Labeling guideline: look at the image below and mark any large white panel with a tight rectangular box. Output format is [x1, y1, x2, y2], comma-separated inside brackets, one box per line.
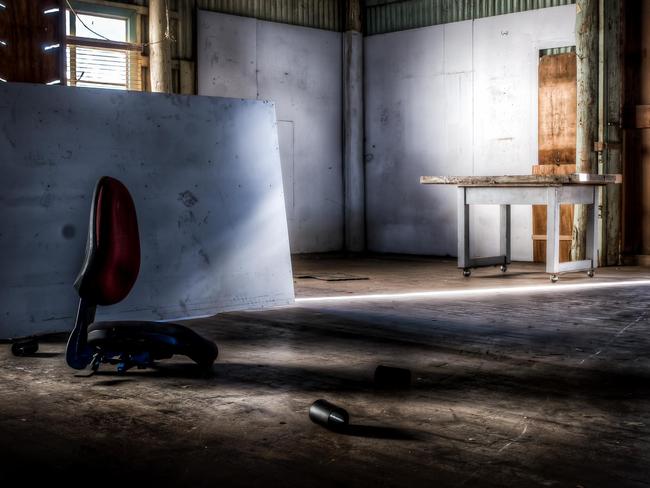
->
[0, 83, 294, 339]
[365, 22, 473, 256]
[365, 6, 575, 261]
[197, 12, 257, 99]
[256, 21, 343, 253]
[197, 11, 343, 253]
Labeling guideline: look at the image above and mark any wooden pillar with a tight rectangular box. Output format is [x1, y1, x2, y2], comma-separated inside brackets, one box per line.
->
[149, 0, 172, 93]
[343, 0, 365, 252]
[603, 0, 624, 265]
[571, 0, 599, 261]
[621, 1, 644, 257]
[178, 0, 195, 95]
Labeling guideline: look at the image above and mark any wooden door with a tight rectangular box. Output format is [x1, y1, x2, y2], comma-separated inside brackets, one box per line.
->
[533, 52, 577, 263]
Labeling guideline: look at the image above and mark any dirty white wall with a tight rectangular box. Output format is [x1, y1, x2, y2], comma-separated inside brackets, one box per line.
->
[197, 10, 343, 253]
[0, 83, 294, 339]
[365, 5, 576, 260]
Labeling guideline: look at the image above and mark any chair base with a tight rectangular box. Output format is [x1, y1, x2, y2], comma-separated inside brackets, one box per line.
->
[82, 321, 218, 374]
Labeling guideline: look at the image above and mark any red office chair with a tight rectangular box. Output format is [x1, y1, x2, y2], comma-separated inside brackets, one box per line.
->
[66, 176, 218, 375]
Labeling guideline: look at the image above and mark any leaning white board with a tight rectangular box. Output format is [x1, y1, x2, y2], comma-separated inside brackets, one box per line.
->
[0, 82, 295, 339]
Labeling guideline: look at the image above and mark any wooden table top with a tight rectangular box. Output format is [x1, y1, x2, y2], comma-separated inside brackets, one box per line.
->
[420, 173, 622, 187]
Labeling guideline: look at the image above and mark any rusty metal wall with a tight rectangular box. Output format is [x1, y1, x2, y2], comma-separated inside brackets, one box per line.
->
[366, 0, 576, 35]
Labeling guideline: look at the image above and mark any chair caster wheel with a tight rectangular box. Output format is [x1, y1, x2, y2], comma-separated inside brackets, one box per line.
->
[587, 269, 594, 278]
[500, 265, 507, 273]
[462, 268, 471, 277]
[550, 274, 559, 283]
[11, 339, 39, 356]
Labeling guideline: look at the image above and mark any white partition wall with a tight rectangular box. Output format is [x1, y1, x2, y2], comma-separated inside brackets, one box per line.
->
[0, 83, 294, 339]
[365, 6, 576, 260]
[198, 11, 343, 254]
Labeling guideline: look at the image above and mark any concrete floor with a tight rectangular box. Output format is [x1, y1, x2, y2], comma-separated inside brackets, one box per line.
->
[2, 255, 650, 487]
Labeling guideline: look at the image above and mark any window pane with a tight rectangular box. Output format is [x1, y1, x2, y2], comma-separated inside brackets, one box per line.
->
[66, 45, 142, 91]
[73, 13, 127, 42]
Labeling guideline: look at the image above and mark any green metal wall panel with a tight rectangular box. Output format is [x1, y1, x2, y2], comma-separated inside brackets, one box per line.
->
[366, 0, 576, 36]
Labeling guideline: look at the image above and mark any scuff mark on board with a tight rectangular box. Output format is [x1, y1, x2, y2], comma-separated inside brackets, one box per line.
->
[178, 190, 198, 207]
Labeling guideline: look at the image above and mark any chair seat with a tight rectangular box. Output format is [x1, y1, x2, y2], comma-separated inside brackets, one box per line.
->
[87, 321, 218, 368]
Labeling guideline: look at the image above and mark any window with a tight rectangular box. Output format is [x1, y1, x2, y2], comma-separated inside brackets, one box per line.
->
[65, 2, 142, 91]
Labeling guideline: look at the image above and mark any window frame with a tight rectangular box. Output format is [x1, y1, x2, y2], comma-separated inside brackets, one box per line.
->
[67, 1, 137, 43]
[65, 1, 142, 91]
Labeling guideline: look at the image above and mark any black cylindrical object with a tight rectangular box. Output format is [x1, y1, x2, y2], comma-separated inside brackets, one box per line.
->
[309, 399, 349, 429]
[374, 365, 412, 388]
[11, 339, 39, 357]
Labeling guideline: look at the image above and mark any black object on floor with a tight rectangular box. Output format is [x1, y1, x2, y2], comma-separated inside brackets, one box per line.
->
[65, 176, 218, 375]
[11, 338, 39, 357]
[374, 365, 412, 388]
[309, 399, 349, 430]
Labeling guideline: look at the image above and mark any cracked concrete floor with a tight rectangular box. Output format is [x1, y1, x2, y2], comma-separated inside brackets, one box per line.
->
[1, 255, 650, 487]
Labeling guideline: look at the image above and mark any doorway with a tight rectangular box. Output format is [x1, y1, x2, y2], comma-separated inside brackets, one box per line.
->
[532, 50, 577, 263]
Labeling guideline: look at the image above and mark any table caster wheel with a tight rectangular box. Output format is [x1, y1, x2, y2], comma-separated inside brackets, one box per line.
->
[11, 339, 38, 356]
[500, 265, 507, 273]
[550, 274, 559, 283]
[587, 269, 594, 278]
[462, 268, 471, 277]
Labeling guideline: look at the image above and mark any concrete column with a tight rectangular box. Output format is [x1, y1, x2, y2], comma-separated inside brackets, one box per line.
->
[149, 0, 172, 93]
[343, 0, 365, 252]
[571, 0, 599, 261]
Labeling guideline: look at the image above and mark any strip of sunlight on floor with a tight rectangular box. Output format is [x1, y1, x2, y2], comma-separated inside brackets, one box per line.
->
[295, 280, 650, 303]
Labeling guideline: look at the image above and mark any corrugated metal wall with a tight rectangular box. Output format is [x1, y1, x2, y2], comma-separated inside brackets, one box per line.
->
[196, 0, 342, 31]
[366, 0, 576, 36]
[110, 0, 576, 41]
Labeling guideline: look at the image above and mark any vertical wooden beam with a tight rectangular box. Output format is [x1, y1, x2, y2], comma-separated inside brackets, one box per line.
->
[571, 0, 599, 261]
[149, 0, 172, 93]
[603, 0, 624, 265]
[346, 0, 363, 33]
[343, 0, 365, 251]
[622, 1, 643, 256]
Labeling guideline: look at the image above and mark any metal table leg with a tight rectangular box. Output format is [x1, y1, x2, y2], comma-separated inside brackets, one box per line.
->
[499, 204, 511, 272]
[585, 186, 598, 277]
[457, 187, 471, 276]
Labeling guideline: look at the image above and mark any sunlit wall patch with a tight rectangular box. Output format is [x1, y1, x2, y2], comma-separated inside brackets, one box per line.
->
[295, 280, 650, 304]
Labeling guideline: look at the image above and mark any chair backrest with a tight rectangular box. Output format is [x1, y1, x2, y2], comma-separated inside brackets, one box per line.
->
[74, 176, 141, 306]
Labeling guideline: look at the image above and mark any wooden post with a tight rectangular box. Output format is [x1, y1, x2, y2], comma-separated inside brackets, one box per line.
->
[571, 0, 599, 261]
[603, 0, 624, 265]
[343, 0, 365, 252]
[346, 0, 362, 33]
[149, 0, 172, 93]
